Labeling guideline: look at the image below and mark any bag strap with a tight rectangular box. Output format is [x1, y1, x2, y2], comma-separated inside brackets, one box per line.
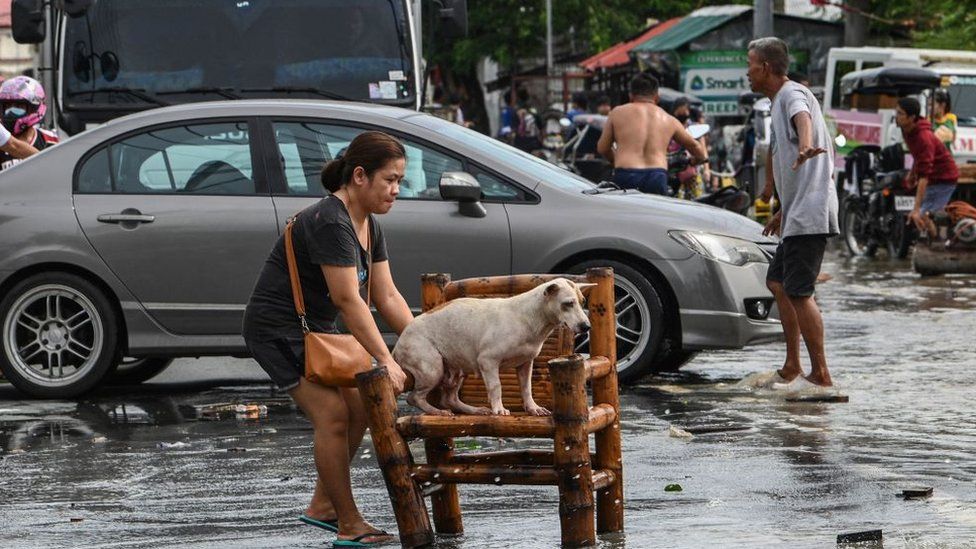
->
[284, 215, 374, 334]
[284, 220, 309, 332]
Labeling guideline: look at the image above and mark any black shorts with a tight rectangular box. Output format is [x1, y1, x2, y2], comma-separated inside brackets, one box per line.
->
[245, 334, 306, 391]
[766, 234, 828, 297]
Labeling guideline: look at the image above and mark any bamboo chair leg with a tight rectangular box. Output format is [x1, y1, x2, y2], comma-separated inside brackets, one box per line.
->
[587, 267, 624, 533]
[551, 355, 596, 547]
[356, 368, 434, 548]
[425, 437, 463, 534]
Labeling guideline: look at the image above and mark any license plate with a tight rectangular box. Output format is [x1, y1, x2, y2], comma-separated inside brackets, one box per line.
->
[894, 195, 915, 212]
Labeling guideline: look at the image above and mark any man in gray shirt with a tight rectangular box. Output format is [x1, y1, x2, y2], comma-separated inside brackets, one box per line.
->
[747, 37, 839, 388]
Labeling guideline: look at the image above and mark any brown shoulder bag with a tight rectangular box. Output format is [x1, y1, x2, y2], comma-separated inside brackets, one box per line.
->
[284, 218, 373, 387]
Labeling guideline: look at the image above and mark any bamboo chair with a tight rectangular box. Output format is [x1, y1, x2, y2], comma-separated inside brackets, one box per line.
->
[356, 267, 623, 548]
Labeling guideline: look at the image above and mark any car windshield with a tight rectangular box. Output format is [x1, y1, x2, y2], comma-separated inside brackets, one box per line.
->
[406, 115, 597, 192]
[63, 0, 414, 107]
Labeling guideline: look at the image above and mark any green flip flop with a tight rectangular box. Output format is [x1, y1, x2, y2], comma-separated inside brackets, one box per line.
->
[332, 531, 394, 547]
[299, 514, 339, 533]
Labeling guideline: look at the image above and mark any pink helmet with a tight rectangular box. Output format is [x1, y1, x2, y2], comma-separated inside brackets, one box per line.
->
[0, 76, 47, 134]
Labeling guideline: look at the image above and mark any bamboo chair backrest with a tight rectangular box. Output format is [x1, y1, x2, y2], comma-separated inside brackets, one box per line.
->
[421, 273, 589, 413]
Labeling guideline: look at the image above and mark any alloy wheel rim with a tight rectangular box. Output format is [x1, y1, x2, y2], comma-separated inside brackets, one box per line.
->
[575, 275, 650, 372]
[3, 284, 104, 387]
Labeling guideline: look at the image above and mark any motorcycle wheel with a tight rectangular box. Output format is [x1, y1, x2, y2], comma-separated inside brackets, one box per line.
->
[842, 198, 877, 257]
[889, 215, 915, 259]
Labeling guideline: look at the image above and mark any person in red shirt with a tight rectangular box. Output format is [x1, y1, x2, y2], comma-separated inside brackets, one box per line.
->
[896, 97, 958, 238]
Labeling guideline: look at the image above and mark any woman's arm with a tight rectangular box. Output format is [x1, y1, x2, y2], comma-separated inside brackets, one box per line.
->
[369, 261, 414, 335]
[321, 264, 407, 391]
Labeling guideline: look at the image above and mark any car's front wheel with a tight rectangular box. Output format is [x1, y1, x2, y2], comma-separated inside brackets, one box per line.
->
[568, 260, 665, 383]
[0, 273, 118, 398]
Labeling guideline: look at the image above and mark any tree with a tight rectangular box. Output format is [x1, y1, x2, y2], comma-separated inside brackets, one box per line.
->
[866, 0, 976, 50]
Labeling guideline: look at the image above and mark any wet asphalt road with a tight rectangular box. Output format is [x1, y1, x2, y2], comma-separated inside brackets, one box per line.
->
[1, 246, 975, 548]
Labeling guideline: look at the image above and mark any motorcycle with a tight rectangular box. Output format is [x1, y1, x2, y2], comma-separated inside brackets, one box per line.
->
[668, 124, 752, 216]
[840, 143, 916, 258]
[561, 113, 612, 183]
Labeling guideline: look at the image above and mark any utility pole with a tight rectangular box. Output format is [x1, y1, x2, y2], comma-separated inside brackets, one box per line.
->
[753, 0, 774, 39]
[546, 0, 553, 106]
[843, 0, 869, 46]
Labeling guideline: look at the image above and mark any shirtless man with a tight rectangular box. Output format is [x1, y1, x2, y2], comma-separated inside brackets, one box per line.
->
[597, 73, 706, 195]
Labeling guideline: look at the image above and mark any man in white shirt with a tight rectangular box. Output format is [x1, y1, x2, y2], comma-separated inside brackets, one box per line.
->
[747, 37, 838, 388]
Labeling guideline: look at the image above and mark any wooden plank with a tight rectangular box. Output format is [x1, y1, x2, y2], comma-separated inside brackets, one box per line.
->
[412, 463, 558, 485]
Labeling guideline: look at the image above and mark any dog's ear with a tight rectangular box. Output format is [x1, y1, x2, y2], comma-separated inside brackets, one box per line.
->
[544, 282, 560, 298]
[576, 282, 597, 297]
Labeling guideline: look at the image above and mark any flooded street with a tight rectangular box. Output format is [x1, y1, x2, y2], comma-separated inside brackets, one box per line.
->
[2, 247, 975, 548]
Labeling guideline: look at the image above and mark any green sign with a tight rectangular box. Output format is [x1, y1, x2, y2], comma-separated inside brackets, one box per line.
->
[679, 49, 810, 117]
[679, 49, 809, 70]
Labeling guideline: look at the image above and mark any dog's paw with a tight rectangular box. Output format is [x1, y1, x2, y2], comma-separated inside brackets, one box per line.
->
[526, 405, 551, 416]
[491, 407, 511, 416]
[427, 408, 454, 416]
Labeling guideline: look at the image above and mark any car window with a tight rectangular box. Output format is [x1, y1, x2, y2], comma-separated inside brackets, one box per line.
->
[272, 121, 462, 200]
[273, 122, 359, 195]
[470, 167, 525, 201]
[400, 140, 462, 199]
[76, 147, 112, 193]
[77, 122, 256, 194]
[406, 113, 595, 192]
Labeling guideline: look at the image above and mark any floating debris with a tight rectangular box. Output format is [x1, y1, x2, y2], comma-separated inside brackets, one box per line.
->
[900, 487, 933, 500]
[785, 394, 850, 403]
[837, 529, 882, 544]
[91, 437, 107, 444]
[664, 483, 683, 492]
[156, 441, 190, 449]
[668, 425, 694, 439]
[197, 403, 269, 421]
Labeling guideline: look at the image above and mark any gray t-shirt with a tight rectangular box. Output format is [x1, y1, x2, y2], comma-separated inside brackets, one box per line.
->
[770, 81, 839, 238]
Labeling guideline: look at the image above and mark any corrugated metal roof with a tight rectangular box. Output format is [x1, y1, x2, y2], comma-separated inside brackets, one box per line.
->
[579, 18, 682, 71]
[632, 6, 749, 53]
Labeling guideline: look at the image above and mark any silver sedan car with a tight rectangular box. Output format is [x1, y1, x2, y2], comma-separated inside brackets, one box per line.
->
[0, 100, 782, 397]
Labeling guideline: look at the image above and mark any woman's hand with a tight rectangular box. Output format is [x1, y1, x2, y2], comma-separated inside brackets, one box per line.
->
[381, 358, 408, 394]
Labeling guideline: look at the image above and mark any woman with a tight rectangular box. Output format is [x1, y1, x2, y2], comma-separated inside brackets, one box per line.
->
[243, 131, 411, 546]
[932, 88, 957, 152]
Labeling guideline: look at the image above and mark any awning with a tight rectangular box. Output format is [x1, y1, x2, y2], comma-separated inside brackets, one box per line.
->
[579, 18, 682, 71]
[632, 5, 750, 53]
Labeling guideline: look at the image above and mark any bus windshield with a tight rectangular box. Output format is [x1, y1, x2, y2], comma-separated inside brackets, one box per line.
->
[63, 0, 415, 109]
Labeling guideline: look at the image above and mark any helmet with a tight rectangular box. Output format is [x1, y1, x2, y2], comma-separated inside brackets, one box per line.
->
[0, 76, 46, 134]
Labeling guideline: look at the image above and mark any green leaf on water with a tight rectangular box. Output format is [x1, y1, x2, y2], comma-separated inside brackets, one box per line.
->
[665, 483, 683, 492]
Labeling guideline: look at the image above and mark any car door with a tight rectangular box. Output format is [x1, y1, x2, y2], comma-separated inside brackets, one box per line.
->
[262, 118, 512, 310]
[72, 119, 279, 335]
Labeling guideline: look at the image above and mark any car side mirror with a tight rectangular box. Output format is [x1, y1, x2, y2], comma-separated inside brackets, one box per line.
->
[439, 171, 486, 218]
[11, 0, 46, 44]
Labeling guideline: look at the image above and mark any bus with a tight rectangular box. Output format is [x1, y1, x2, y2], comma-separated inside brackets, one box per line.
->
[12, 0, 466, 135]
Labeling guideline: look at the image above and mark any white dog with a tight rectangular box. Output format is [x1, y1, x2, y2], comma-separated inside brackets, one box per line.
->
[393, 278, 593, 416]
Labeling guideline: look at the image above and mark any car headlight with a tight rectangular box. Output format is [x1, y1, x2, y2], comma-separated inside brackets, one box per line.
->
[669, 231, 769, 266]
